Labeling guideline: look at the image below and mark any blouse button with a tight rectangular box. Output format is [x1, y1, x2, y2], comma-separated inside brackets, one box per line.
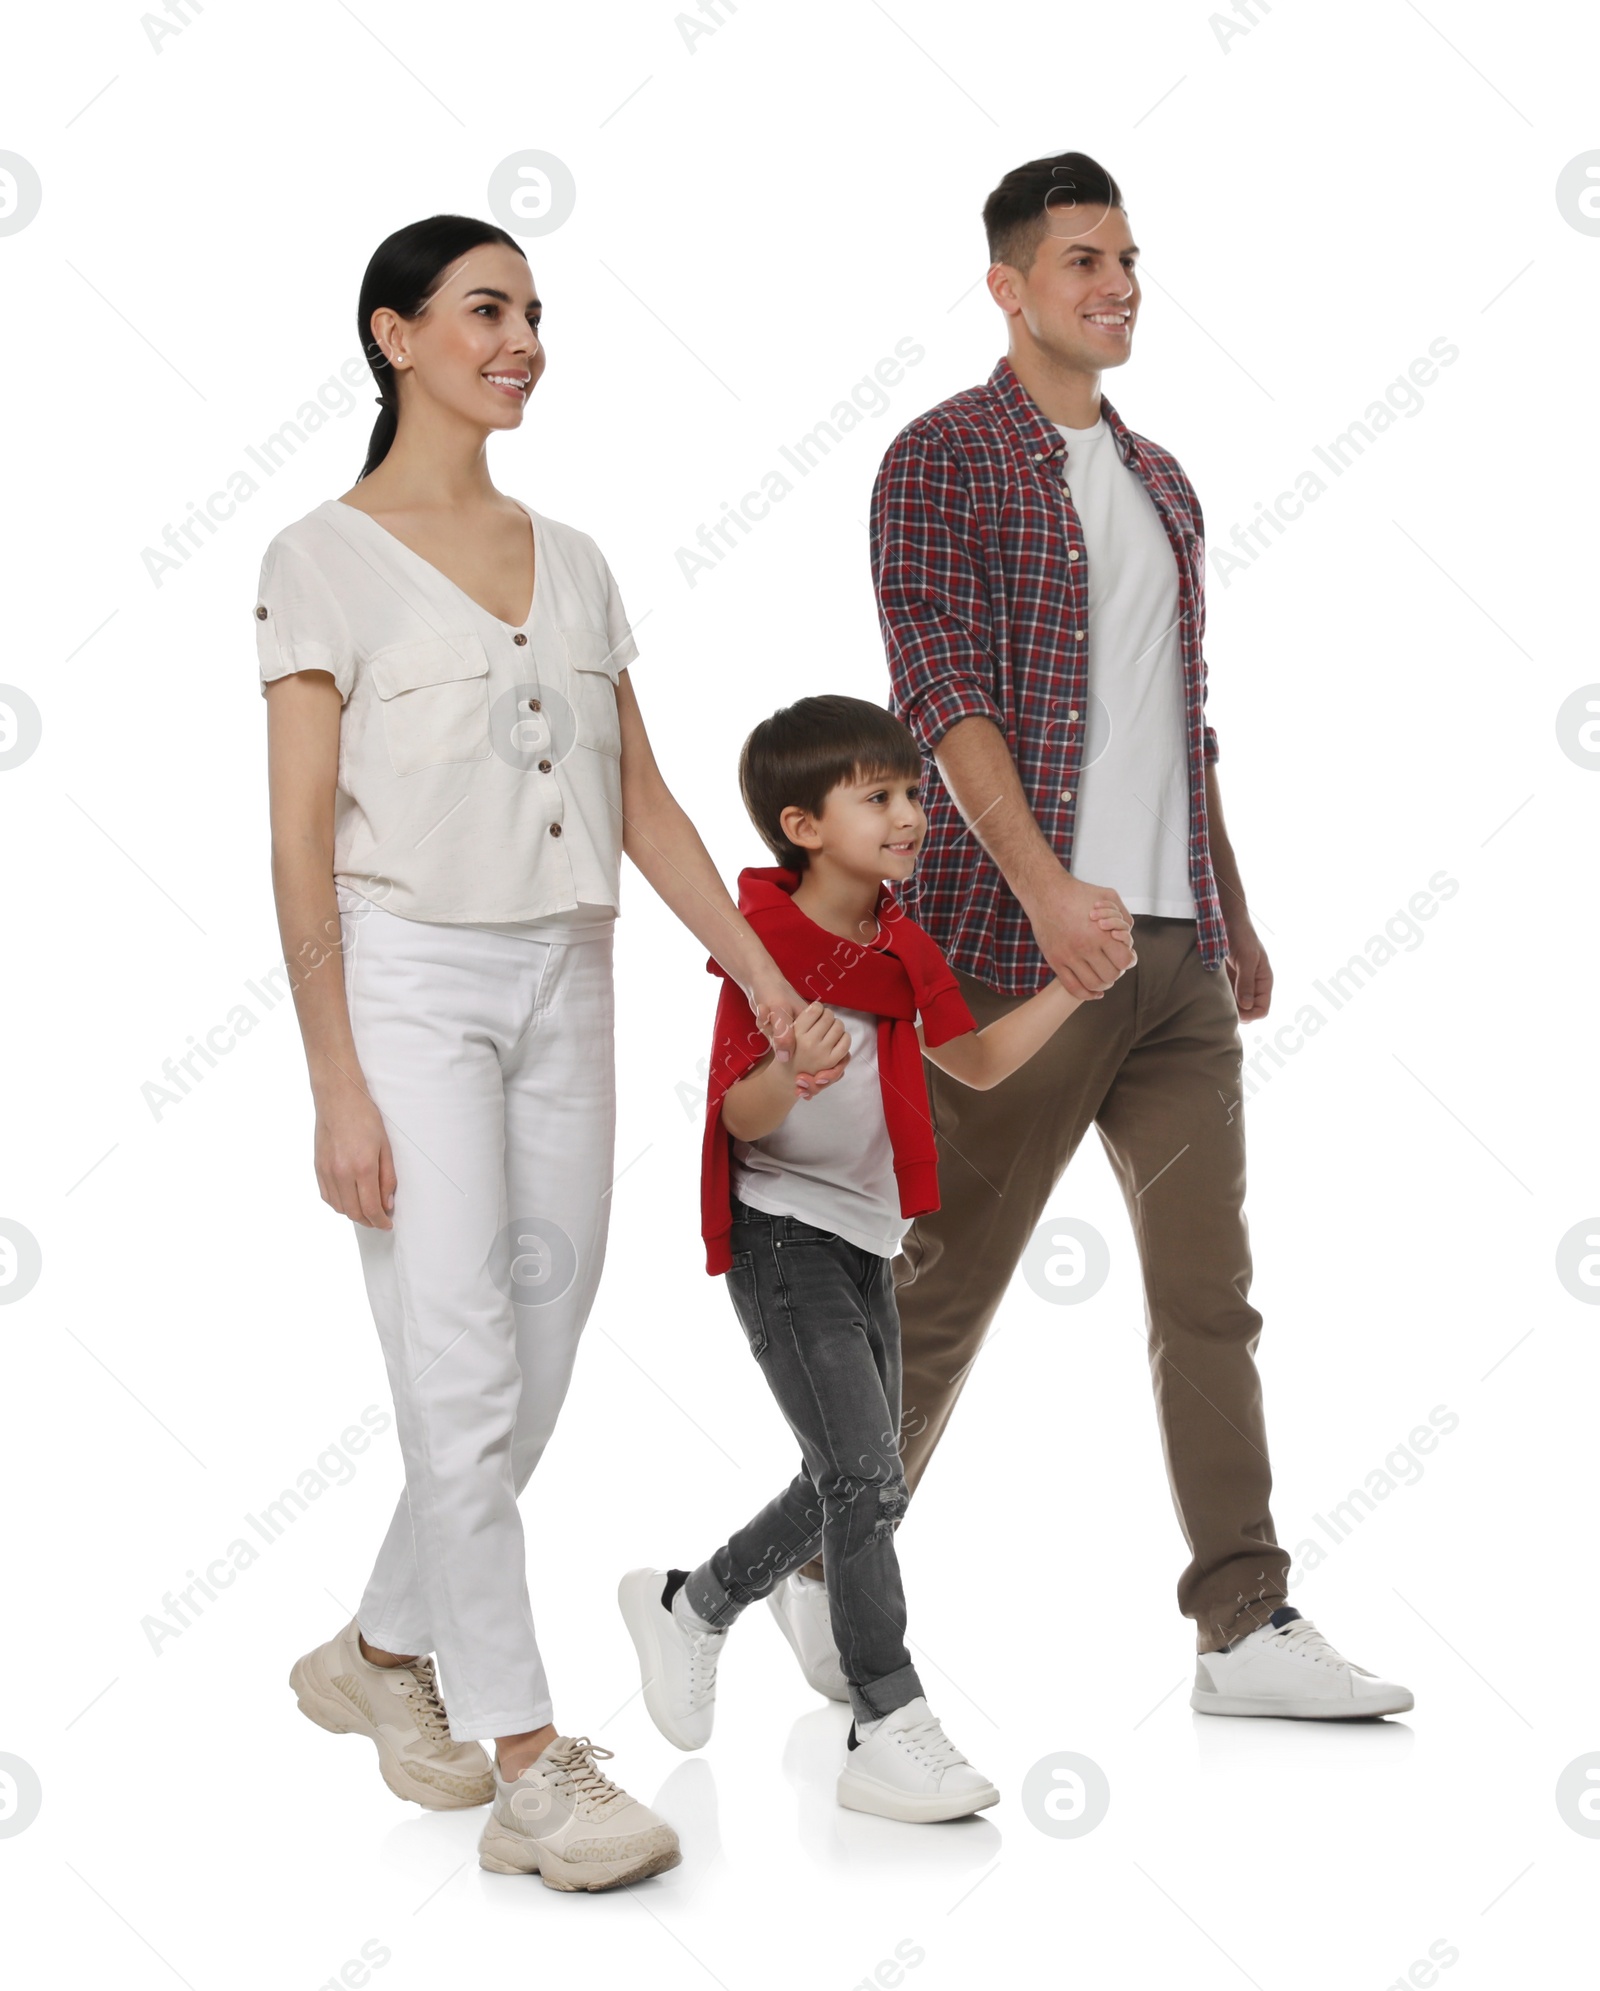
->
[513, 632, 528, 646]
[255, 605, 269, 619]
[548, 822, 563, 838]
[538, 759, 552, 773]
[528, 698, 542, 712]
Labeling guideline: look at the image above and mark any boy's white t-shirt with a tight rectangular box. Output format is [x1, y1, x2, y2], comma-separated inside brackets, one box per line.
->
[729, 1006, 911, 1259]
[1052, 416, 1197, 920]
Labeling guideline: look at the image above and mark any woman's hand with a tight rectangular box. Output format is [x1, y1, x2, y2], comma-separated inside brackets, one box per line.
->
[749, 968, 808, 1063]
[315, 1090, 397, 1229]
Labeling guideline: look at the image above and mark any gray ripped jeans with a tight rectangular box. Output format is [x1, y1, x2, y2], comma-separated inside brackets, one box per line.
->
[684, 1195, 924, 1723]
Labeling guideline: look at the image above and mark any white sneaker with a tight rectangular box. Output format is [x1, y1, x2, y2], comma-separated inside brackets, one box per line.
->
[617, 1567, 728, 1752]
[1192, 1608, 1415, 1719]
[477, 1735, 682, 1891]
[288, 1617, 493, 1808]
[767, 1572, 849, 1702]
[836, 1697, 999, 1823]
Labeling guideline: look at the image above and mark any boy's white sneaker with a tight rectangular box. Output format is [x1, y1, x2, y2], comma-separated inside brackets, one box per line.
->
[836, 1696, 1000, 1823]
[1192, 1607, 1414, 1719]
[477, 1735, 681, 1892]
[288, 1617, 494, 1808]
[767, 1572, 849, 1702]
[618, 1567, 728, 1751]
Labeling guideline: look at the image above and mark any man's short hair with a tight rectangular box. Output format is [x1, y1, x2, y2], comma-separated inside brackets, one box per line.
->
[983, 151, 1126, 276]
[739, 695, 922, 871]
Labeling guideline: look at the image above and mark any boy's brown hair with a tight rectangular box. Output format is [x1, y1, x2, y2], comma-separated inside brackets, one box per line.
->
[739, 695, 922, 871]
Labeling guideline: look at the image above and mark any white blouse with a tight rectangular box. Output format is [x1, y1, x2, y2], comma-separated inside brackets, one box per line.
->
[254, 497, 639, 926]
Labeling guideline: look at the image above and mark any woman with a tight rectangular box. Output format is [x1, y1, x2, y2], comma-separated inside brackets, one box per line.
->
[258, 214, 836, 1892]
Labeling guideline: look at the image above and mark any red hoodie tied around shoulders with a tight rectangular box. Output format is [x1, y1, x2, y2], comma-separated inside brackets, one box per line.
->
[699, 867, 978, 1276]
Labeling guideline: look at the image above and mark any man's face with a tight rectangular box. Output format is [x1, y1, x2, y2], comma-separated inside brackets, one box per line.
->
[993, 201, 1141, 375]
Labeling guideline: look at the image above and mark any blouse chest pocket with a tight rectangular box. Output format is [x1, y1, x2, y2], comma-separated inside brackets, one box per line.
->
[557, 626, 622, 759]
[367, 631, 492, 776]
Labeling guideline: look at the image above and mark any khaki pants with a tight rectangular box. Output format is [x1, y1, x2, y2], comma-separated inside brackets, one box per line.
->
[801, 916, 1289, 1654]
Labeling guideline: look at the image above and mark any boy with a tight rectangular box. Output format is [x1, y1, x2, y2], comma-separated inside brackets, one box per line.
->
[618, 696, 1130, 1823]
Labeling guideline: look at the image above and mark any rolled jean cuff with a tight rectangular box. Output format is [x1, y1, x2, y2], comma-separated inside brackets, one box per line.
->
[851, 1662, 923, 1727]
[683, 1562, 747, 1633]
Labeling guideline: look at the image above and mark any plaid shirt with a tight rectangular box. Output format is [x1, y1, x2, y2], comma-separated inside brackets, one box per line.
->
[871, 354, 1227, 997]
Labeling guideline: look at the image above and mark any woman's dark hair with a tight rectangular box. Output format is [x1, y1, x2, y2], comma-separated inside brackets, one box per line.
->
[739, 695, 923, 871]
[982, 151, 1125, 277]
[356, 213, 529, 481]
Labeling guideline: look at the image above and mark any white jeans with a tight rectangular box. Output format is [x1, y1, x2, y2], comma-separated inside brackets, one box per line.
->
[337, 886, 617, 1739]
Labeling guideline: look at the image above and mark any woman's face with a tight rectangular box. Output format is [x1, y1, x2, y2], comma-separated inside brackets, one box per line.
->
[377, 241, 546, 432]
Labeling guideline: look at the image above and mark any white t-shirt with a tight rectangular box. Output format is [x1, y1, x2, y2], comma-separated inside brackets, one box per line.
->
[730, 1007, 910, 1260]
[254, 497, 638, 927]
[1052, 418, 1197, 921]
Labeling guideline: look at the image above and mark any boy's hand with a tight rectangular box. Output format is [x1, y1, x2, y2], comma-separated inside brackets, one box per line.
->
[1090, 901, 1136, 960]
[789, 1001, 849, 1097]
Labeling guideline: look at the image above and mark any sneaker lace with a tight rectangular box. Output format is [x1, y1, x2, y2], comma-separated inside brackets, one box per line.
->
[686, 1627, 725, 1708]
[1274, 1618, 1368, 1675]
[892, 1711, 968, 1773]
[546, 1736, 629, 1816]
[400, 1657, 453, 1745]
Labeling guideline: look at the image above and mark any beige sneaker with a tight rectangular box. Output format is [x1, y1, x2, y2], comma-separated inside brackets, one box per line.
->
[288, 1618, 494, 1809]
[478, 1734, 681, 1891]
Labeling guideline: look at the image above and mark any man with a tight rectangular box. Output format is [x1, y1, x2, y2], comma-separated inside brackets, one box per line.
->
[771, 151, 1410, 1720]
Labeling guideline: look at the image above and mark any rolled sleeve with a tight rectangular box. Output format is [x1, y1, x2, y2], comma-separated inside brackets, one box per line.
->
[254, 535, 356, 702]
[871, 431, 1005, 755]
[1204, 721, 1220, 764]
[599, 551, 640, 676]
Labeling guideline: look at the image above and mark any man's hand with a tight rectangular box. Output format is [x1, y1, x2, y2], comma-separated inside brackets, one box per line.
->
[1224, 913, 1273, 1020]
[1026, 872, 1139, 1001]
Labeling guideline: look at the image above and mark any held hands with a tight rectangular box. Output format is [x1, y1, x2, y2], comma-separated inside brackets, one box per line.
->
[750, 972, 850, 1101]
[788, 1001, 850, 1101]
[1033, 876, 1139, 1001]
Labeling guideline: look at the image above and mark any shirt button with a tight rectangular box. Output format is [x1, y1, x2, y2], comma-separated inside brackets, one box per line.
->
[548, 822, 563, 838]
[1067, 550, 1080, 563]
[1060, 789, 1073, 801]
[255, 605, 269, 619]
[1074, 629, 1085, 641]
[1068, 709, 1079, 721]
[528, 698, 541, 712]
[538, 758, 552, 773]
[513, 632, 528, 646]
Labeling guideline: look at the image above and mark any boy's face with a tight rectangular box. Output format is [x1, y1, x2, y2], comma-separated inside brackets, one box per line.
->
[783, 769, 927, 887]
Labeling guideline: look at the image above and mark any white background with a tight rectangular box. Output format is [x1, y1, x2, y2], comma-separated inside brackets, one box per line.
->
[4, 1, 1598, 1985]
